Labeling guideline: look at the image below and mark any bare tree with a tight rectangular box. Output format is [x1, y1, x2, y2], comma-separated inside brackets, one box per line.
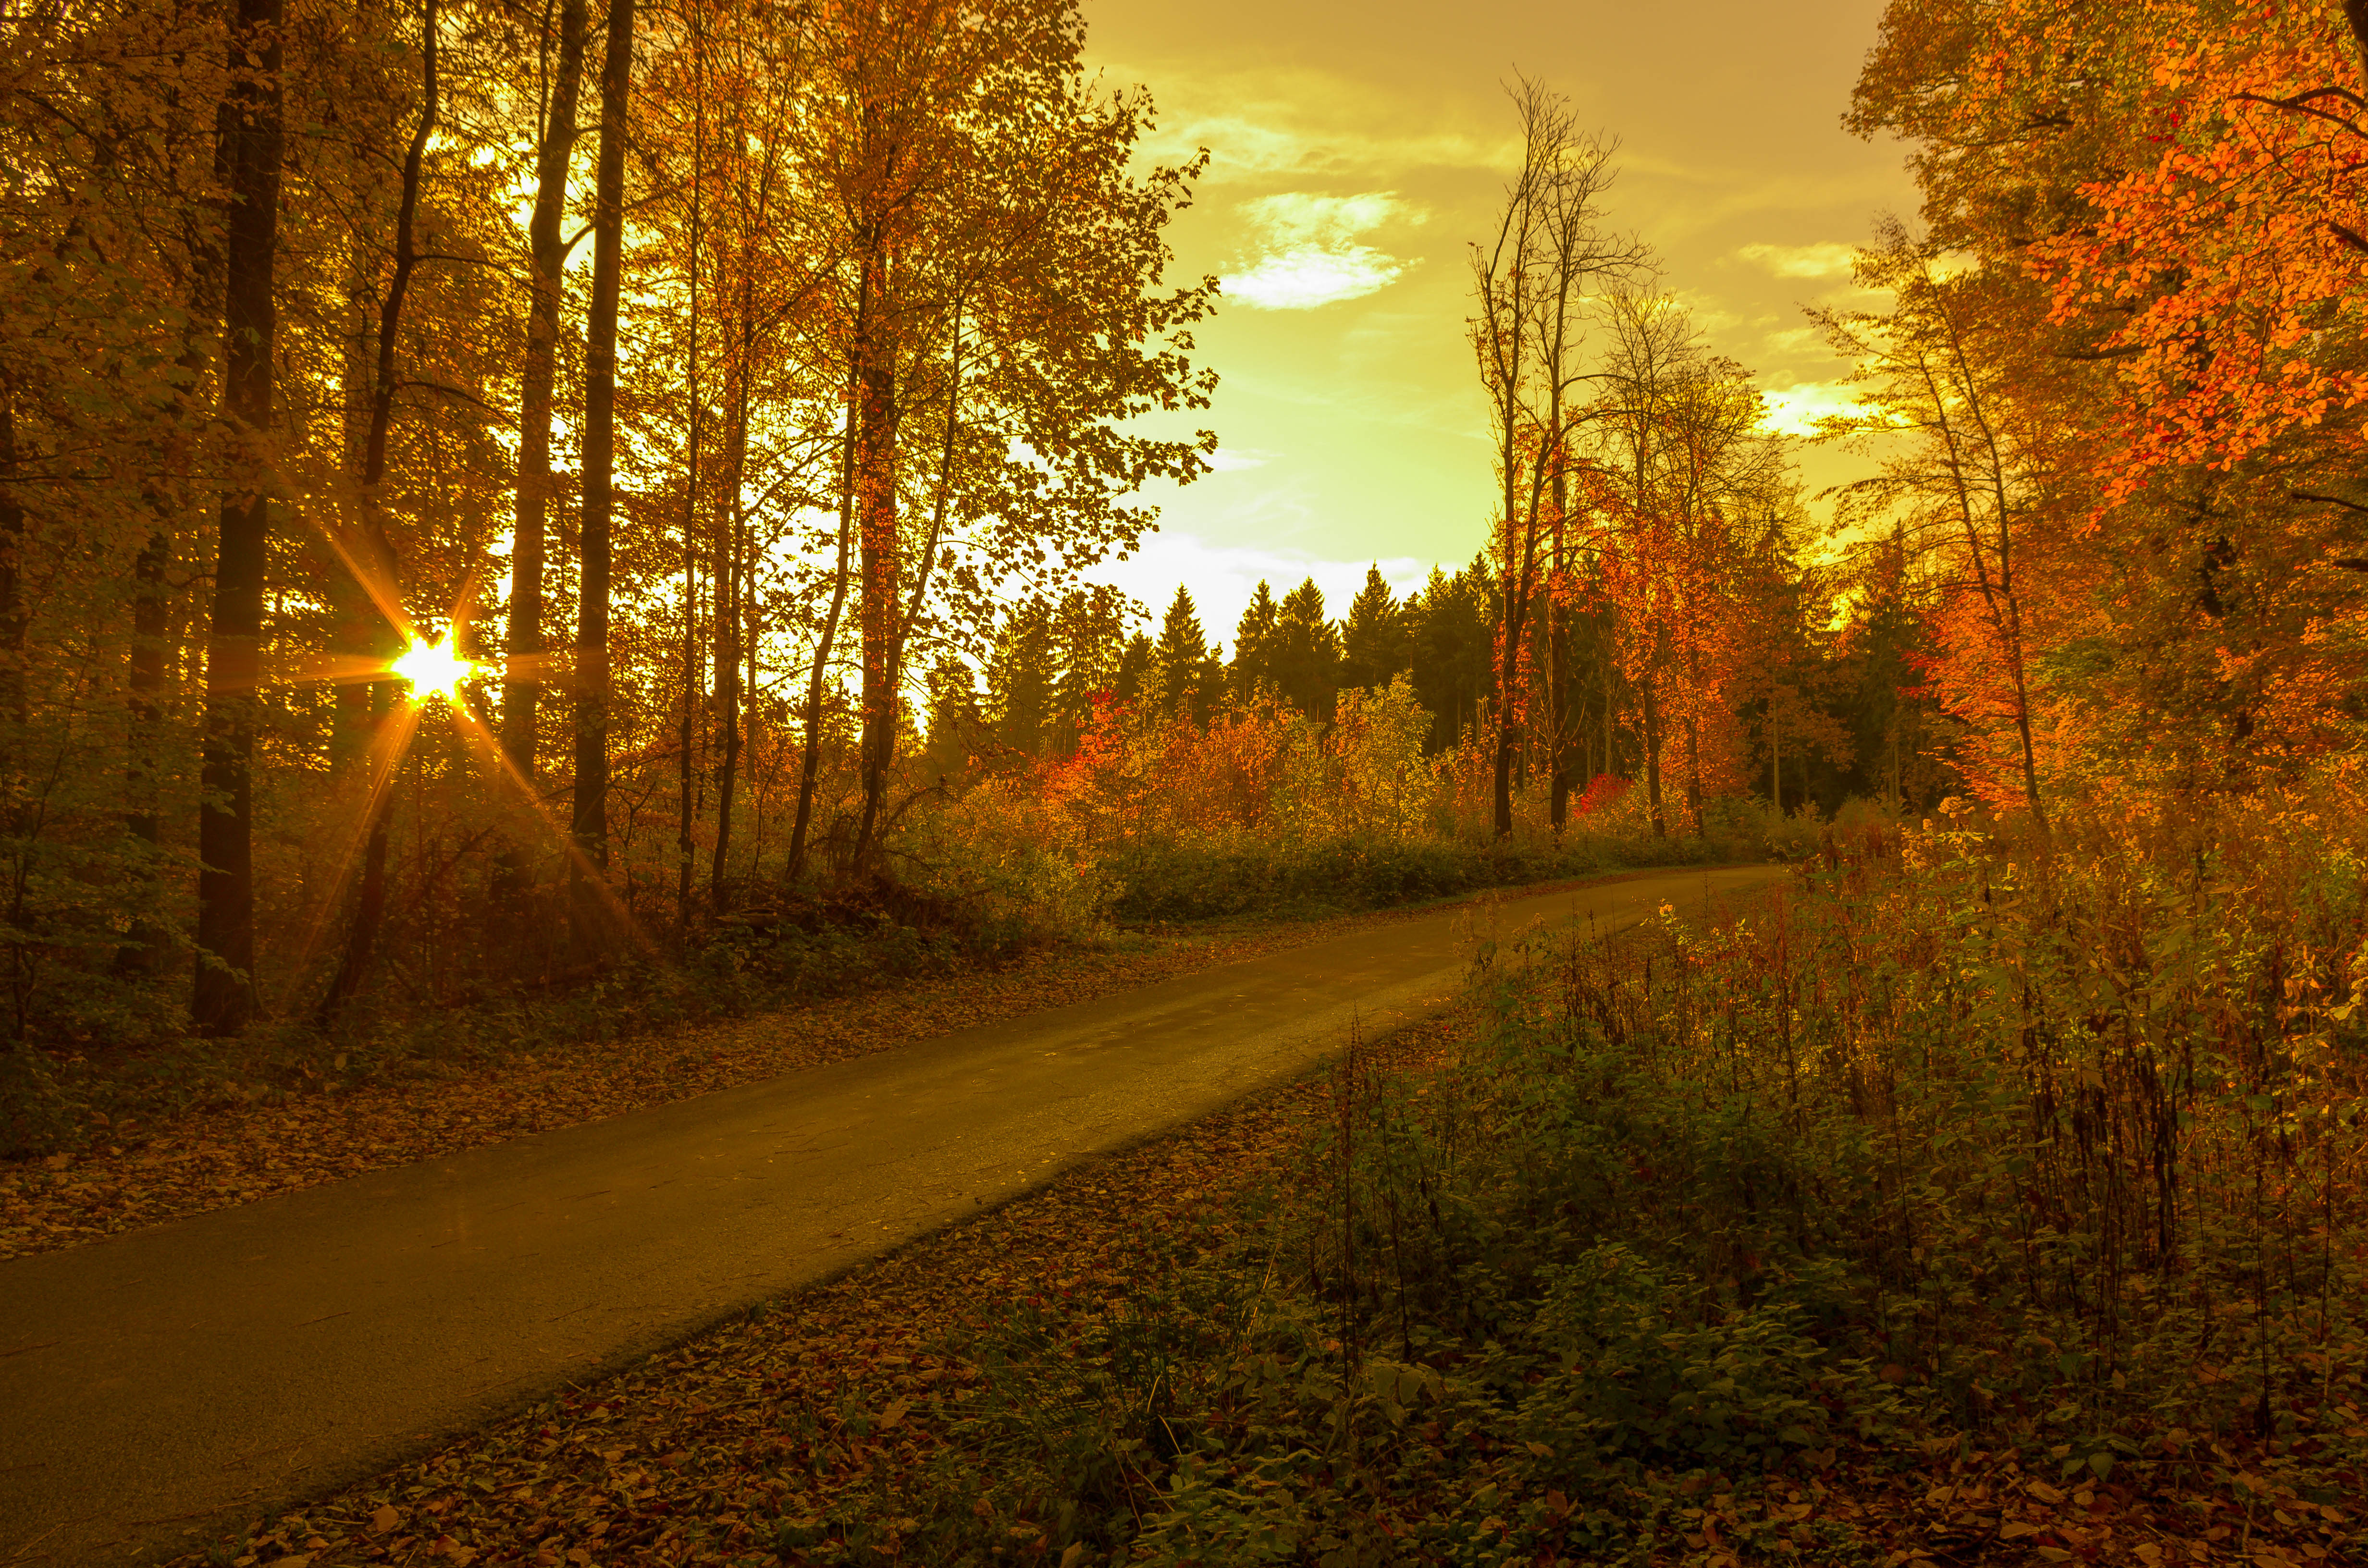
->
[1468, 76, 1641, 841]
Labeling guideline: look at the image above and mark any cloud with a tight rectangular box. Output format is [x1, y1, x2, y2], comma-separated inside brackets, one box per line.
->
[1759, 379, 1862, 438]
[1206, 446, 1270, 473]
[1222, 191, 1424, 311]
[1736, 241, 1860, 279]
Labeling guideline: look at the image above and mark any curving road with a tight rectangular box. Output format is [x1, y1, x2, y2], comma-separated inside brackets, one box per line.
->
[0, 864, 1777, 1565]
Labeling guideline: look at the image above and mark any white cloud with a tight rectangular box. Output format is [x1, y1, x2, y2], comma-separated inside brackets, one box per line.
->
[1736, 241, 1860, 280]
[1759, 379, 1862, 438]
[1222, 191, 1424, 311]
[1206, 446, 1270, 472]
[1225, 247, 1406, 310]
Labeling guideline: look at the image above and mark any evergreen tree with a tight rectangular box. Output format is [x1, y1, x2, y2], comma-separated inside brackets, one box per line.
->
[920, 657, 984, 782]
[1152, 586, 1212, 722]
[1406, 555, 1498, 752]
[1339, 564, 1410, 694]
[1048, 584, 1128, 752]
[1113, 632, 1153, 708]
[986, 596, 1055, 757]
[1271, 577, 1340, 719]
[1230, 579, 1280, 702]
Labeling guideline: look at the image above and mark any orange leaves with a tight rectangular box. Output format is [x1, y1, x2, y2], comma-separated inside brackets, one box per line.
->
[2027, 4, 2368, 495]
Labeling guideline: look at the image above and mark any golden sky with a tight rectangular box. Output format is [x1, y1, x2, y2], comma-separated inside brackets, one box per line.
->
[1079, 0, 1915, 640]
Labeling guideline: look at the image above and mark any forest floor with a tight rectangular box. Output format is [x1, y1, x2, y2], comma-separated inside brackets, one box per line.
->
[152, 1003, 2348, 1568]
[0, 870, 1673, 1262]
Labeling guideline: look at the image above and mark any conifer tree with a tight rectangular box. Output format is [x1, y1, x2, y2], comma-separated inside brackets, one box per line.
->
[1152, 587, 1212, 722]
[1271, 578, 1341, 720]
[1230, 580, 1280, 701]
[1340, 565, 1410, 694]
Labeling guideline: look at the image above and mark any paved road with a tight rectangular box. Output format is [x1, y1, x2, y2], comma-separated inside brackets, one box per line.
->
[0, 865, 1777, 1565]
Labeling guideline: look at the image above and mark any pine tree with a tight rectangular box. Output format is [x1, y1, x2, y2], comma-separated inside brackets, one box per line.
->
[1407, 557, 1498, 751]
[987, 596, 1055, 756]
[1339, 564, 1409, 694]
[1271, 577, 1340, 720]
[1152, 586, 1211, 722]
[1113, 632, 1153, 708]
[1230, 580, 1279, 702]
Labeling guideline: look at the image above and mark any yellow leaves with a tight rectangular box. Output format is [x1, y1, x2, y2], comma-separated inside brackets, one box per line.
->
[369, 1503, 400, 1533]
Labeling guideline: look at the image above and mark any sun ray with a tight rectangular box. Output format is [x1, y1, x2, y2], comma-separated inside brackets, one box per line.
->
[304, 514, 420, 650]
[447, 702, 656, 959]
[275, 700, 426, 1009]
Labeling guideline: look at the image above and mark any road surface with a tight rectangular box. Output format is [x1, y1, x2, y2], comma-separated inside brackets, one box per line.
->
[0, 864, 1777, 1565]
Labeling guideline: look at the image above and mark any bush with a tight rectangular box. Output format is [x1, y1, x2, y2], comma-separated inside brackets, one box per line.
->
[886, 782, 2368, 1564]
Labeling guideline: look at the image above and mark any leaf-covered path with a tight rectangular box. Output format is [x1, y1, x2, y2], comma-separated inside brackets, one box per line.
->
[0, 867, 1776, 1566]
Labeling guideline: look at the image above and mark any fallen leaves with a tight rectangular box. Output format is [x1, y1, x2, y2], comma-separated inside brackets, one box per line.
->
[160, 1013, 1466, 1568]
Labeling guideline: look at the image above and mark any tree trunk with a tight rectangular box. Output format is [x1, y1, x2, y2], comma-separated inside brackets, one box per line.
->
[0, 394, 24, 732]
[321, 0, 439, 1023]
[787, 388, 858, 885]
[709, 328, 749, 912]
[855, 299, 963, 877]
[572, 0, 633, 950]
[499, 0, 587, 856]
[851, 244, 899, 879]
[675, 112, 703, 934]
[193, 0, 285, 1036]
[1640, 675, 1666, 838]
[1547, 491, 1572, 831]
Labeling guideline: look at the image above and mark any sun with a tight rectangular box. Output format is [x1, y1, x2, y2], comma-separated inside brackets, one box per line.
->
[391, 637, 481, 704]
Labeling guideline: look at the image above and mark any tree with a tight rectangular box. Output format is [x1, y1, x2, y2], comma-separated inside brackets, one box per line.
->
[1230, 581, 1280, 702]
[572, 0, 636, 948]
[987, 595, 1054, 757]
[1152, 587, 1213, 723]
[321, 0, 445, 1019]
[1270, 577, 1339, 720]
[1813, 224, 2053, 828]
[1339, 565, 1410, 695]
[502, 0, 590, 811]
[193, 0, 288, 1035]
[1468, 76, 1640, 839]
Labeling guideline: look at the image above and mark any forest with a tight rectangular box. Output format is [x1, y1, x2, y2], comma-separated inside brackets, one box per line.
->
[4, 0, 2368, 1563]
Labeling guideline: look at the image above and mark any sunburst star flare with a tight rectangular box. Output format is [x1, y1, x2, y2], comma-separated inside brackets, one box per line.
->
[390, 638, 481, 704]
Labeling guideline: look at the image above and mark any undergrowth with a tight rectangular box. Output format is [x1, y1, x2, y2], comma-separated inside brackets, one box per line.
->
[863, 788, 2368, 1566]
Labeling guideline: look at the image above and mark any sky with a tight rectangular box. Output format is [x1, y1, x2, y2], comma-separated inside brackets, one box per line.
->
[1074, 0, 1918, 649]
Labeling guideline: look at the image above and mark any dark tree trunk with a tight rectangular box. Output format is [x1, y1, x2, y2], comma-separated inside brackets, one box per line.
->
[500, 0, 588, 822]
[710, 339, 748, 912]
[851, 245, 898, 878]
[572, 0, 633, 950]
[787, 385, 859, 886]
[193, 0, 285, 1036]
[1547, 485, 1572, 831]
[675, 139, 703, 933]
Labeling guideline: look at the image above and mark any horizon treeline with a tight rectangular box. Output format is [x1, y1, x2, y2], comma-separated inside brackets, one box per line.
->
[934, 551, 1951, 821]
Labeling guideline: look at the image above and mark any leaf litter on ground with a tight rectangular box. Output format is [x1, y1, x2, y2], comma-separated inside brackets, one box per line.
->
[154, 997, 2356, 1568]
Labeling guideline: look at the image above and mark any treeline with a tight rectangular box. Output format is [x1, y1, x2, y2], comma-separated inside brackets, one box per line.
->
[934, 551, 1957, 823]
